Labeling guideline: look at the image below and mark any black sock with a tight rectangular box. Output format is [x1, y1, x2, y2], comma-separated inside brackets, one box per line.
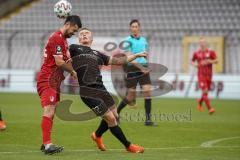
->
[145, 99, 151, 121]
[95, 119, 108, 137]
[109, 125, 131, 148]
[0, 111, 2, 121]
[117, 98, 128, 114]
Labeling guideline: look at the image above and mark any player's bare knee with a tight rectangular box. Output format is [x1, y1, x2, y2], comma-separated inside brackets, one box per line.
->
[109, 106, 119, 120]
[104, 113, 117, 127]
[108, 115, 116, 124]
[43, 105, 56, 118]
[143, 91, 151, 99]
[112, 110, 119, 119]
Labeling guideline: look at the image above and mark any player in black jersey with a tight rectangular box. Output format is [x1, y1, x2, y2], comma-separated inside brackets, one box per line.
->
[69, 28, 145, 153]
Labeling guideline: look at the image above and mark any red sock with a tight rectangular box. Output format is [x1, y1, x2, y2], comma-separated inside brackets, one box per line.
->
[202, 93, 211, 110]
[199, 94, 204, 105]
[41, 116, 53, 145]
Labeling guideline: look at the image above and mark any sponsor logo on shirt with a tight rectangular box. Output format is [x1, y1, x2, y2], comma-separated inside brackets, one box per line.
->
[206, 52, 210, 58]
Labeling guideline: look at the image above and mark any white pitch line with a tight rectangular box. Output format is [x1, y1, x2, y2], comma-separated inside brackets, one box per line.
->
[200, 136, 240, 148]
[0, 146, 239, 154]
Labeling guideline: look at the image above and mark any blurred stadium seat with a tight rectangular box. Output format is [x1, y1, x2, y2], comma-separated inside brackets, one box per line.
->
[0, 0, 239, 73]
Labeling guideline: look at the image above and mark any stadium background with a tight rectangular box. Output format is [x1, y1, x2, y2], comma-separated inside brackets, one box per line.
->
[0, 1, 240, 160]
[0, 0, 240, 99]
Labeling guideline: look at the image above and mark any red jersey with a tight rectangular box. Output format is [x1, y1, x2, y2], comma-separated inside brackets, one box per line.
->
[192, 49, 217, 80]
[37, 30, 70, 91]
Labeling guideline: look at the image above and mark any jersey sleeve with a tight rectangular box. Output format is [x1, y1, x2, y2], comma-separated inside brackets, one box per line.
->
[192, 52, 197, 62]
[69, 44, 75, 58]
[49, 35, 66, 57]
[210, 51, 217, 60]
[123, 37, 132, 52]
[98, 51, 110, 66]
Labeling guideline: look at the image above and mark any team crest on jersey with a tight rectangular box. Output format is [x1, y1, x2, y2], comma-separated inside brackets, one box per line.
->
[50, 96, 55, 102]
[56, 45, 62, 54]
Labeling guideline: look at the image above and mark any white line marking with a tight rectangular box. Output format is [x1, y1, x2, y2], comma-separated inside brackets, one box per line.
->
[200, 136, 240, 148]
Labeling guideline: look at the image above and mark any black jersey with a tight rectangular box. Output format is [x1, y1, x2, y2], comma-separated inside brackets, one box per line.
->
[69, 44, 110, 86]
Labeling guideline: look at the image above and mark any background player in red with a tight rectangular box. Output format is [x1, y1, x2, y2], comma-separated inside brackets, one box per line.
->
[192, 37, 218, 114]
[37, 15, 81, 155]
[0, 110, 6, 130]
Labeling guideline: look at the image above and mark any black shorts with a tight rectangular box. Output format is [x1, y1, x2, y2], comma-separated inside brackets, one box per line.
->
[125, 72, 151, 88]
[80, 84, 115, 116]
[124, 65, 151, 88]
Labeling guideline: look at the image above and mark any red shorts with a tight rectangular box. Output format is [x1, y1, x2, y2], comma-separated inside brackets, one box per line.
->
[37, 87, 60, 107]
[198, 78, 212, 90]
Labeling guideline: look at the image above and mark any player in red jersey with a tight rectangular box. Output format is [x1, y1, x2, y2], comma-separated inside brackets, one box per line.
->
[0, 110, 6, 130]
[192, 37, 218, 115]
[37, 15, 81, 155]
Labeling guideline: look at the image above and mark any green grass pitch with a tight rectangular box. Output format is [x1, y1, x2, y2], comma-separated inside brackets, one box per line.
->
[0, 92, 240, 160]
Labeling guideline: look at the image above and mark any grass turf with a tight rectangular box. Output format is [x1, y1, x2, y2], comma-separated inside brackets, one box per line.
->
[0, 92, 240, 160]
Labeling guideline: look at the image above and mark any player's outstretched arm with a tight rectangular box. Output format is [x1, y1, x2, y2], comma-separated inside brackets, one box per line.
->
[54, 55, 77, 79]
[108, 52, 147, 65]
[124, 51, 150, 73]
[206, 59, 218, 64]
[191, 60, 198, 67]
[201, 59, 218, 65]
[127, 52, 147, 62]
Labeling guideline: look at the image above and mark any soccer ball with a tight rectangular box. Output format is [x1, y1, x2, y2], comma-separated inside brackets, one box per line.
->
[54, 0, 72, 19]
